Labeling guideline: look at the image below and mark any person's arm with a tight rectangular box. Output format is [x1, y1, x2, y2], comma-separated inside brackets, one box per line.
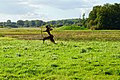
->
[50, 28, 53, 31]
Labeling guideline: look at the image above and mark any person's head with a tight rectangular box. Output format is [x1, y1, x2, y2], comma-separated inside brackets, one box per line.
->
[46, 25, 50, 28]
[46, 25, 48, 28]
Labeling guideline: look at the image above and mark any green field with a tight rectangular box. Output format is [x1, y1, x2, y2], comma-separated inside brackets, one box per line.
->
[0, 28, 120, 80]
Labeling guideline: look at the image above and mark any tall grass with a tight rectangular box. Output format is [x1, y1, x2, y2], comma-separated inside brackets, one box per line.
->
[57, 25, 87, 30]
[0, 28, 120, 41]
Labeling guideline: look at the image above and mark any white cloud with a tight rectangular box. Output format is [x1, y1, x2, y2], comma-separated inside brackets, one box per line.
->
[15, 0, 99, 21]
[0, 0, 33, 15]
[0, 0, 119, 22]
[22, 0, 100, 9]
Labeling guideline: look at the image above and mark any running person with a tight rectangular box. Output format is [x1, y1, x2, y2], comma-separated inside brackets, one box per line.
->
[43, 25, 56, 44]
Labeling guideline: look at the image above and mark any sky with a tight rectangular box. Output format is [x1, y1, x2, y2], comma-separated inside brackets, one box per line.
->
[0, 0, 119, 22]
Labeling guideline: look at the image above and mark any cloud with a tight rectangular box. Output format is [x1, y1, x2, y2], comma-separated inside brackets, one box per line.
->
[22, 0, 102, 10]
[0, 0, 34, 15]
[15, 0, 101, 21]
[0, 0, 119, 21]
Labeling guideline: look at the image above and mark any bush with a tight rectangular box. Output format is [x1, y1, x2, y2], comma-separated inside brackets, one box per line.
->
[58, 25, 87, 30]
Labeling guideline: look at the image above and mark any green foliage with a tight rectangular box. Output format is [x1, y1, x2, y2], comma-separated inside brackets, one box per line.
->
[45, 18, 82, 27]
[0, 20, 45, 28]
[0, 19, 82, 28]
[57, 25, 87, 30]
[17, 20, 24, 27]
[88, 3, 120, 30]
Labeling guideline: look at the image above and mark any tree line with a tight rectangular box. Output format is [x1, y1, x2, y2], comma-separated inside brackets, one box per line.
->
[87, 3, 120, 30]
[0, 18, 83, 28]
[46, 18, 83, 27]
[0, 20, 45, 28]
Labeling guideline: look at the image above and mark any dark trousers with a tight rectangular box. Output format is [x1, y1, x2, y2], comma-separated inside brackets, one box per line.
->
[43, 35, 55, 44]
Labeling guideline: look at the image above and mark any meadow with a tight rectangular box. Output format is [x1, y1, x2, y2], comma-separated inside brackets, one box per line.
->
[0, 28, 120, 80]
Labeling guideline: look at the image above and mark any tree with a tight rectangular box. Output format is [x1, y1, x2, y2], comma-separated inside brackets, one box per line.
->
[35, 20, 44, 27]
[88, 3, 120, 30]
[17, 20, 24, 27]
[29, 20, 36, 27]
[24, 20, 29, 27]
[82, 13, 86, 27]
[6, 20, 12, 26]
[0, 22, 4, 28]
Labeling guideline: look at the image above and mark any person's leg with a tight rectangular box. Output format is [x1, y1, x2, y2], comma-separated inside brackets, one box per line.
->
[43, 36, 50, 43]
[50, 37, 56, 44]
[49, 35, 56, 44]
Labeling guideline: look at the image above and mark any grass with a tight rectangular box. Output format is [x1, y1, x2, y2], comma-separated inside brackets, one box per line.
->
[0, 28, 42, 35]
[0, 39, 120, 80]
[0, 28, 120, 41]
[57, 25, 87, 30]
[0, 28, 120, 80]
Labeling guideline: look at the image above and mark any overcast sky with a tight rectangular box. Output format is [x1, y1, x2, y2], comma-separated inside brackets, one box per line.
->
[0, 0, 119, 22]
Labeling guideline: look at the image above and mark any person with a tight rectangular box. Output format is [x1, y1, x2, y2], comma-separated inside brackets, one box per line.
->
[43, 25, 56, 44]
